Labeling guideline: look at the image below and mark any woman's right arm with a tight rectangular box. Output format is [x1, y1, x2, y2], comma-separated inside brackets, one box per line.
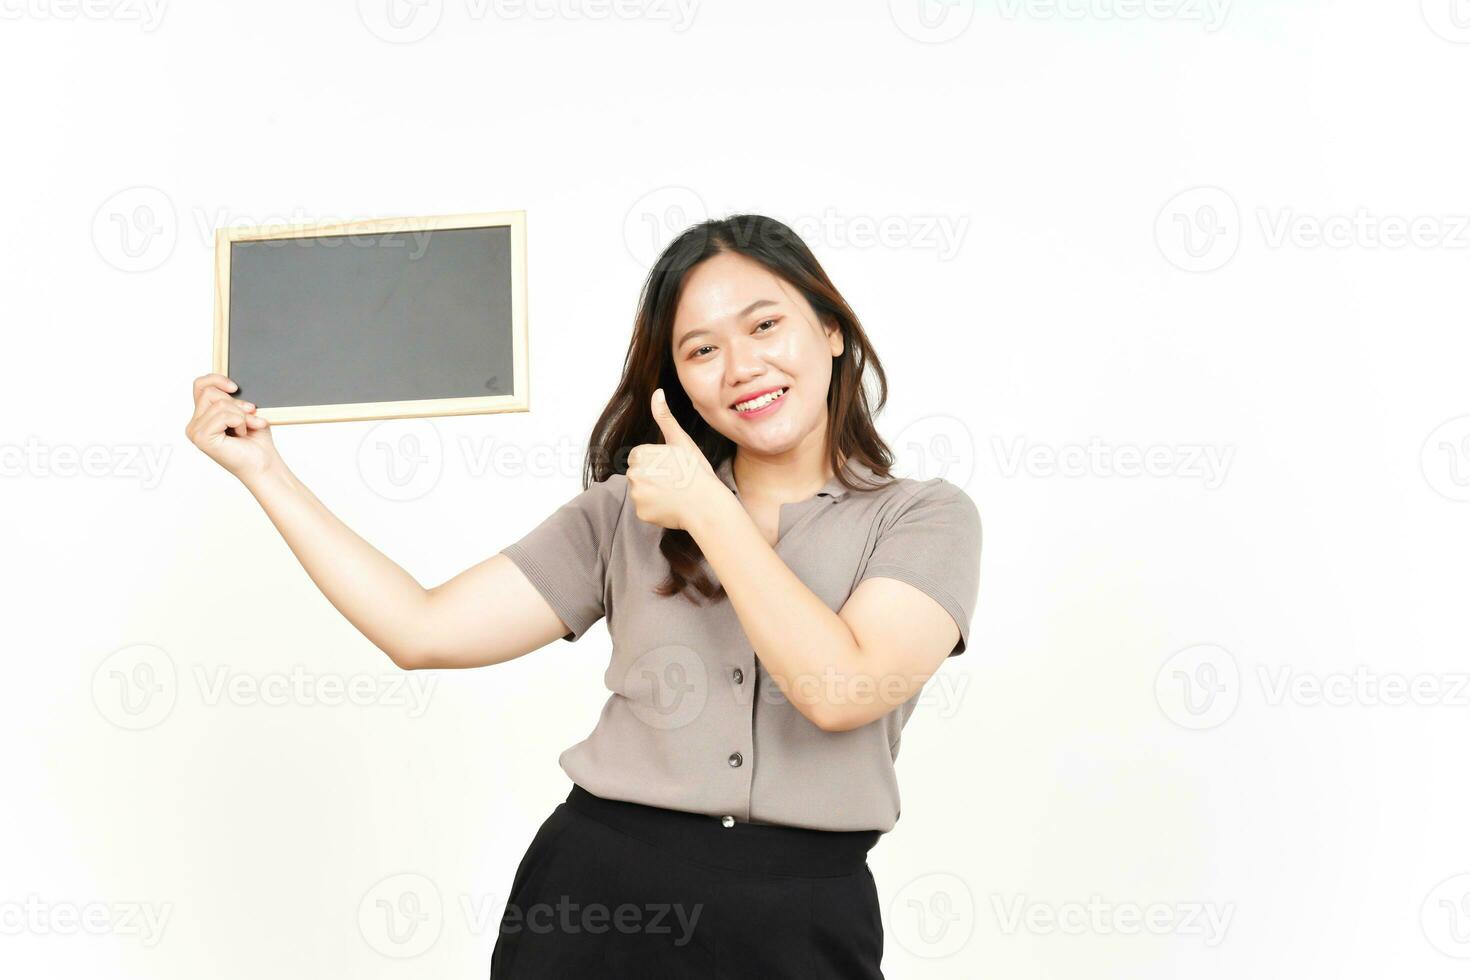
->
[186, 373, 572, 671]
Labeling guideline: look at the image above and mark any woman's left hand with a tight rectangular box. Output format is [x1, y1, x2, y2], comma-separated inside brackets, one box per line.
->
[628, 389, 725, 532]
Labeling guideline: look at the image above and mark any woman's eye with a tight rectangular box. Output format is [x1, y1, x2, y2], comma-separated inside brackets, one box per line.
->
[691, 320, 775, 357]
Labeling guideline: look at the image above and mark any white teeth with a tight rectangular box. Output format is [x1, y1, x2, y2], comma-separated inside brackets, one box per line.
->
[735, 387, 787, 412]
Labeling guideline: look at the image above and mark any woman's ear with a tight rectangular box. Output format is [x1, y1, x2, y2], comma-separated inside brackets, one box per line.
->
[825, 317, 845, 357]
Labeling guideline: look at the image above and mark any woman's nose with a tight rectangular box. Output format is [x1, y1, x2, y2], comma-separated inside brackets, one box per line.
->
[725, 342, 769, 382]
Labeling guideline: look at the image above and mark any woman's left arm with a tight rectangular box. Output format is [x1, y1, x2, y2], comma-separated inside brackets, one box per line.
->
[688, 489, 961, 732]
[629, 390, 970, 733]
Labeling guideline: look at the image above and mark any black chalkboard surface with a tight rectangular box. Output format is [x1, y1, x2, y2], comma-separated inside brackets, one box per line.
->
[212, 211, 528, 424]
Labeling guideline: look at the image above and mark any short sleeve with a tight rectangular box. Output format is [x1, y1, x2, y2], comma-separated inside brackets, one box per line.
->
[500, 474, 628, 643]
[857, 480, 982, 656]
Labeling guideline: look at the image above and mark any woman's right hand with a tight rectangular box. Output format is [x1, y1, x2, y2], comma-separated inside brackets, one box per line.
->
[185, 373, 281, 482]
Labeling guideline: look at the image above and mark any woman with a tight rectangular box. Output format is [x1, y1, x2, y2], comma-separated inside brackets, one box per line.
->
[186, 214, 981, 977]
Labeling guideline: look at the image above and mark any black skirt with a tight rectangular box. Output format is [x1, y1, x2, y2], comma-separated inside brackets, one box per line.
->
[489, 783, 885, 978]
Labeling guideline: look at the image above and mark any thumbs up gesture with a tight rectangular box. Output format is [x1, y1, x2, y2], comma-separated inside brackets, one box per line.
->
[627, 388, 723, 531]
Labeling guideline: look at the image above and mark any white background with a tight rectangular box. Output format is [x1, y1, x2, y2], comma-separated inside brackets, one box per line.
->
[4, 0, 1470, 977]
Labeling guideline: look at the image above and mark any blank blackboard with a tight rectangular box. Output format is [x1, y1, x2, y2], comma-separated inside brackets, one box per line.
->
[212, 211, 528, 424]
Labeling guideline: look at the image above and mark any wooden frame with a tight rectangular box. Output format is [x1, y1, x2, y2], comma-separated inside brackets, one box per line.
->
[212, 209, 529, 424]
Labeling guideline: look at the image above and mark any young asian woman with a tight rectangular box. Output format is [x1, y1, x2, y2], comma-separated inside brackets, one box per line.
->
[185, 213, 981, 978]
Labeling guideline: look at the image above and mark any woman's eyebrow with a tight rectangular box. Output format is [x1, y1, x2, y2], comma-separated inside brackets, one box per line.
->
[675, 299, 780, 348]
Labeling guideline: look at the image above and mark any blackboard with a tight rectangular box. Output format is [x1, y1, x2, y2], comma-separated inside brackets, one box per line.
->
[212, 211, 528, 424]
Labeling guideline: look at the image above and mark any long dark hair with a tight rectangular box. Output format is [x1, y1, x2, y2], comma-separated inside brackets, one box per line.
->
[584, 214, 895, 603]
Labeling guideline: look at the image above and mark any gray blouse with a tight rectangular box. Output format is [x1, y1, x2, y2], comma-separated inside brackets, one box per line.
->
[500, 453, 981, 833]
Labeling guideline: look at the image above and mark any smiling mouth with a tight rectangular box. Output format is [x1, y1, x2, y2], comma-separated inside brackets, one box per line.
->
[731, 386, 790, 412]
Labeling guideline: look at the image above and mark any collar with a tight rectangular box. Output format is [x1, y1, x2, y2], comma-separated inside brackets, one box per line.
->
[713, 454, 882, 502]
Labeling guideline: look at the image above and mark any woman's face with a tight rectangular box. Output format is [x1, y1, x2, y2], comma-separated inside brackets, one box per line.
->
[669, 252, 844, 458]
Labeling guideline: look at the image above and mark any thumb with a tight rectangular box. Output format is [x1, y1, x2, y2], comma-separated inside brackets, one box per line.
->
[651, 388, 696, 449]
